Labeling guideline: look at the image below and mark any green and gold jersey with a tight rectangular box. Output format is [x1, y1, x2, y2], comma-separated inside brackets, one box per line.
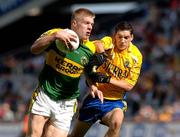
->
[38, 28, 95, 101]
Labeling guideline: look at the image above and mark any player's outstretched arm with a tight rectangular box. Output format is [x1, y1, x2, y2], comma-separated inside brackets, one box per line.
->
[31, 29, 77, 54]
[89, 72, 134, 91]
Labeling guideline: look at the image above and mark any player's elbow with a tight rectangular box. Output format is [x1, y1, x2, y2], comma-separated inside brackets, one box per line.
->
[125, 84, 134, 91]
[31, 47, 40, 54]
[30, 43, 44, 54]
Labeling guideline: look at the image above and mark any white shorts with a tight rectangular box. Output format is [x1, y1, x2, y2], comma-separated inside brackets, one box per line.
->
[29, 86, 77, 131]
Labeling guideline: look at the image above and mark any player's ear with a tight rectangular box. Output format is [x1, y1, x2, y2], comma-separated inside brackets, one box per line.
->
[71, 19, 77, 27]
[130, 34, 134, 41]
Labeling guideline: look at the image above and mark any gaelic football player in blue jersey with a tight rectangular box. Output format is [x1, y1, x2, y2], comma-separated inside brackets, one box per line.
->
[69, 22, 143, 137]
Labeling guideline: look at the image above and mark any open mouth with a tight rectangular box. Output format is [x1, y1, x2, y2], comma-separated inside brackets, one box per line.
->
[86, 32, 91, 36]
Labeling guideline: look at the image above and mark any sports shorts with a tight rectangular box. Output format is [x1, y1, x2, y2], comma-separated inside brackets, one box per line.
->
[78, 95, 127, 123]
[29, 86, 77, 131]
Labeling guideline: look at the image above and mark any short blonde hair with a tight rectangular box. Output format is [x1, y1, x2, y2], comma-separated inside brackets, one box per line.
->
[71, 8, 95, 21]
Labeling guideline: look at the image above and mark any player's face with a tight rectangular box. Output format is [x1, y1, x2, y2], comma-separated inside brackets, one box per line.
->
[113, 30, 133, 51]
[72, 16, 94, 41]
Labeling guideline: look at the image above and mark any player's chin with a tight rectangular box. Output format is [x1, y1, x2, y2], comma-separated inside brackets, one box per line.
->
[82, 36, 90, 41]
[117, 45, 127, 51]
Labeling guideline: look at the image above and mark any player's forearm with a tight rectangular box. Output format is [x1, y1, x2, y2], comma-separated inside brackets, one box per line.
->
[109, 78, 133, 91]
[31, 34, 56, 54]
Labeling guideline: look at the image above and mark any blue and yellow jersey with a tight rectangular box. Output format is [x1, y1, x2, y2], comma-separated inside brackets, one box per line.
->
[96, 36, 143, 100]
[38, 28, 96, 101]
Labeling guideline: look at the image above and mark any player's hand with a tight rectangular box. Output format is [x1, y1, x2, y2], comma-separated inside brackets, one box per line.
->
[92, 52, 107, 67]
[55, 29, 77, 47]
[87, 52, 107, 71]
[90, 85, 104, 103]
[89, 72, 111, 83]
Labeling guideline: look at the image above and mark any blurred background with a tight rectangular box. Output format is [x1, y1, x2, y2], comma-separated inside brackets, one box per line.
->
[0, 0, 180, 137]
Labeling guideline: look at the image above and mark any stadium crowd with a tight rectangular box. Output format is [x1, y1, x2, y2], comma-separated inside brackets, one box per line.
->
[0, 1, 180, 125]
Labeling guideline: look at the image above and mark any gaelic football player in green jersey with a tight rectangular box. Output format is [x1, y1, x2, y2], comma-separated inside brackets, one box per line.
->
[27, 8, 105, 137]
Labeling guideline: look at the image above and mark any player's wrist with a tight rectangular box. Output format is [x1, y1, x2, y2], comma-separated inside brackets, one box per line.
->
[106, 76, 111, 83]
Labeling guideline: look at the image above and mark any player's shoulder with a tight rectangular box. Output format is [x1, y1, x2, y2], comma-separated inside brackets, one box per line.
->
[130, 43, 143, 59]
[83, 40, 96, 54]
[101, 36, 113, 50]
[101, 36, 112, 41]
[41, 28, 62, 37]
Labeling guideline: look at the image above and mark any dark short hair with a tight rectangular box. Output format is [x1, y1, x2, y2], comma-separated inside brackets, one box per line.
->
[114, 22, 133, 35]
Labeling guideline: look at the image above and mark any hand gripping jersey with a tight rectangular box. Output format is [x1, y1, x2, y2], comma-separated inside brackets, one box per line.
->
[38, 28, 96, 101]
[96, 36, 143, 100]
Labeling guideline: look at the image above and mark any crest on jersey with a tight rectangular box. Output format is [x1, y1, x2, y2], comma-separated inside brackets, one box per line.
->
[81, 56, 88, 66]
[124, 59, 130, 68]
